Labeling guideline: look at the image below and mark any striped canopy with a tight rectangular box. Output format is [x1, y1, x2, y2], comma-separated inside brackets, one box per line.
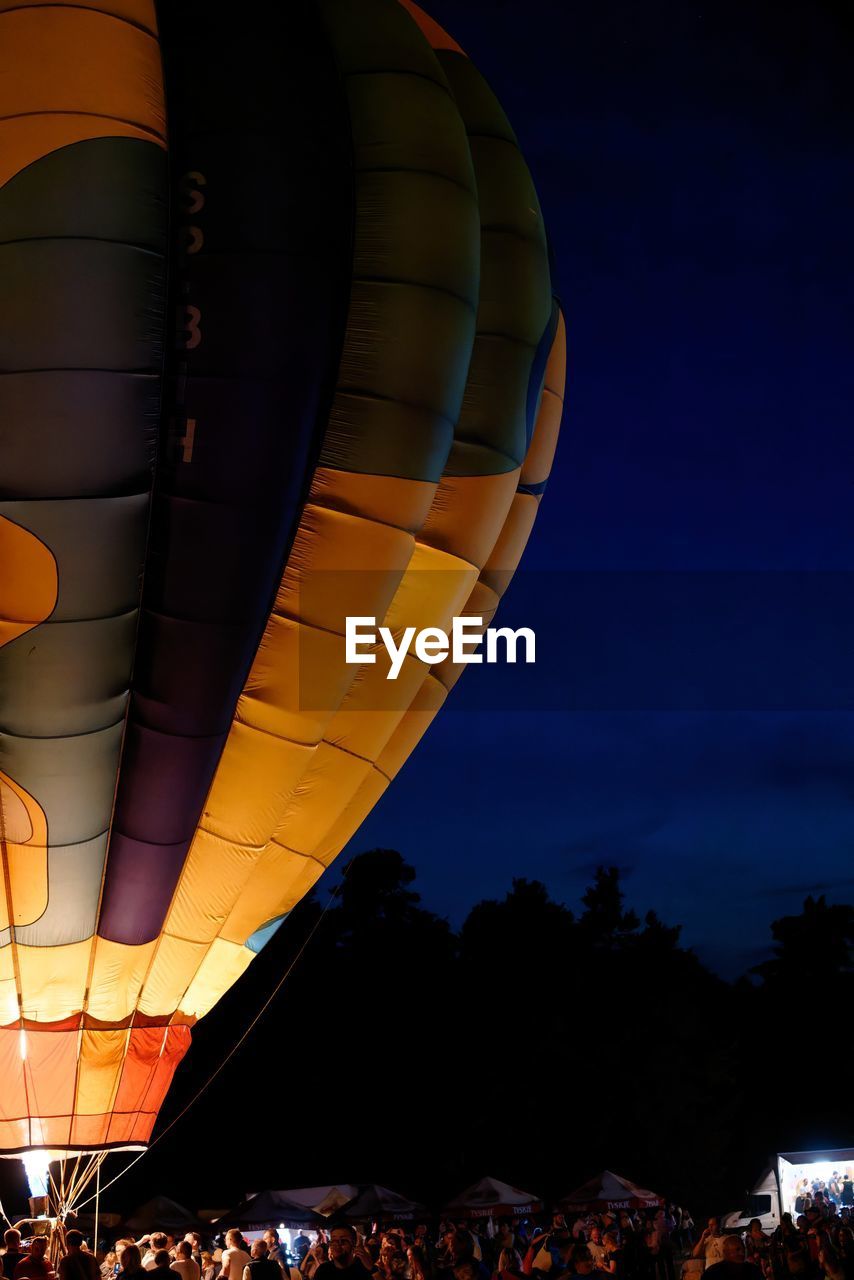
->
[558, 1171, 663, 1212]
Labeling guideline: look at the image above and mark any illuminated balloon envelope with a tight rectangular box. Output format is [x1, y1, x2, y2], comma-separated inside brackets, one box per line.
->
[0, 0, 565, 1196]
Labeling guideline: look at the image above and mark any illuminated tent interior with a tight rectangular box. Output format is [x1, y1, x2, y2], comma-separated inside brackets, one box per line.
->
[778, 1149, 854, 1217]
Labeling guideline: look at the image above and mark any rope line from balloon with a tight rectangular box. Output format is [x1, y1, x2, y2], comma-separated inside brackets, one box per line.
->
[74, 872, 347, 1212]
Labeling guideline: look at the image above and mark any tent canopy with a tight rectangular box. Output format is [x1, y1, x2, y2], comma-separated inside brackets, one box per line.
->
[279, 1186, 360, 1217]
[126, 1196, 205, 1233]
[223, 1184, 426, 1227]
[558, 1171, 662, 1213]
[344, 1185, 428, 1222]
[444, 1176, 543, 1219]
[219, 1190, 325, 1230]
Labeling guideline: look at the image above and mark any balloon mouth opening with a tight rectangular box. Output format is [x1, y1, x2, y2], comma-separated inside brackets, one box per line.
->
[0, 1143, 146, 1159]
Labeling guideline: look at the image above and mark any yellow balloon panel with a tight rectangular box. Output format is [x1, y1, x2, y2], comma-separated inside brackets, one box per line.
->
[178, 938, 254, 1023]
[17, 942, 90, 1023]
[75, 1027, 127, 1117]
[238, 615, 352, 746]
[87, 938, 158, 1026]
[137, 935, 207, 1021]
[166, 827, 266, 946]
[220, 847, 325, 948]
[200, 722, 314, 848]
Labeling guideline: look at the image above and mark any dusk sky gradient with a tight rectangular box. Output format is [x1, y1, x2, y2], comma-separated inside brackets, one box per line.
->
[345, 0, 853, 978]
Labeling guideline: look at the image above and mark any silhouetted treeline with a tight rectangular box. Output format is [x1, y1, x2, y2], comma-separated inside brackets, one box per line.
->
[63, 851, 854, 1222]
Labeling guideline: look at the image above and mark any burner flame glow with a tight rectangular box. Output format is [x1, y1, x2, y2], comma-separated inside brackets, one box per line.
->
[22, 1151, 50, 1200]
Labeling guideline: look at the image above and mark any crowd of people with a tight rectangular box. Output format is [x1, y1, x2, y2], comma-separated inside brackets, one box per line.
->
[286, 1209, 688, 1280]
[1, 1230, 100, 1280]
[792, 1177, 854, 1215]
[691, 1205, 854, 1280]
[1, 1199, 853, 1280]
[0, 1227, 287, 1280]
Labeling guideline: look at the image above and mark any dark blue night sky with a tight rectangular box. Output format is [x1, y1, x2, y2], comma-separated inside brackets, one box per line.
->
[347, 0, 853, 978]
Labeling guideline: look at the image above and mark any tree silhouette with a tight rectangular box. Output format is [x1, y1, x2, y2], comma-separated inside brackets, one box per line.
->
[752, 894, 854, 991]
[579, 865, 640, 942]
[744, 894, 854, 1159]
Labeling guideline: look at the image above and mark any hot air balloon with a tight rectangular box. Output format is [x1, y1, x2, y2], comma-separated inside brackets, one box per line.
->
[0, 0, 565, 1213]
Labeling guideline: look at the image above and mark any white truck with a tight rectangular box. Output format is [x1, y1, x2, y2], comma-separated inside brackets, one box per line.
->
[723, 1148, 854, 1234]
[722, 1166, 780, 1233]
